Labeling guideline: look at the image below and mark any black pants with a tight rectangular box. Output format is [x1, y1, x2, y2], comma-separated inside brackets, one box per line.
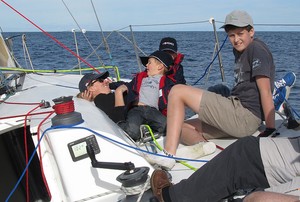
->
[169, 136, 270, 202]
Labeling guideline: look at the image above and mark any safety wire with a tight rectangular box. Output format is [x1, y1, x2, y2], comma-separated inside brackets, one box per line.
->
[61, 0, 105, 67]
[1, 0, 101, 74]
[90, 0, 115, 67]
[192, 35, 228, 86]
[191, 33, 300, 119]
[113, 30, 147, 56]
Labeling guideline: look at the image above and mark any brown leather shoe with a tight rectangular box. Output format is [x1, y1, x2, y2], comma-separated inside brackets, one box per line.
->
[150, 169, 172, 202]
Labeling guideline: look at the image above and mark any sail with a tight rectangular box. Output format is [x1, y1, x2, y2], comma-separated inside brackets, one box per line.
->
[0, 33, 17, 68]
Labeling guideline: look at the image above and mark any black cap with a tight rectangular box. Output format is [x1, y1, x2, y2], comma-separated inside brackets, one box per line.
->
[139, 50, 174, 70]
[78, 71, 109, 92]
[159, 37, 177, 53]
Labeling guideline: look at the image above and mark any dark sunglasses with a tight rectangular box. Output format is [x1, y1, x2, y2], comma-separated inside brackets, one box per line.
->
[88, 78, 104, 86]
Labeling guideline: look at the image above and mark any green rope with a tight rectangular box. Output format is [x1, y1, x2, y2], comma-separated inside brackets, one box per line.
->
[144, 125, 197, 171]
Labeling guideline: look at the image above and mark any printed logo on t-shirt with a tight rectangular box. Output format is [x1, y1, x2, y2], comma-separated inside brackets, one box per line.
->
[252, 58, 261, 69]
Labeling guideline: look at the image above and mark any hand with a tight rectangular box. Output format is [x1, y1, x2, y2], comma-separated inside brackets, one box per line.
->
[103, 78, 112, 85]
[80, 90, 93, 101]
[258, 128, 276, 137]
[115, 84, 128, 94]
[115, 85, 127, 107]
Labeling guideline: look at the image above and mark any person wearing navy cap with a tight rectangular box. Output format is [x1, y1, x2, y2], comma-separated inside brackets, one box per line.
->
[77, 71, 126, 123]
[116, 50, 175, 141]
[78, 71, 109, 94]
[139, 37, 186, 84]
[159, 37, 186, 85]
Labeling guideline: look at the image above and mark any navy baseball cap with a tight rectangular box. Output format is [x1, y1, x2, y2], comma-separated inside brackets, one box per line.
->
[139, 50, 174, 69]
[78, 71, 109, 92]
[159, 37, 177, 53]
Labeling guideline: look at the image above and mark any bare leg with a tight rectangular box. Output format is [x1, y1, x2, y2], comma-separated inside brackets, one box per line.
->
[244, 191, 300, 202]
[164, 85, 204, 155]
[180, 120, 206, 145]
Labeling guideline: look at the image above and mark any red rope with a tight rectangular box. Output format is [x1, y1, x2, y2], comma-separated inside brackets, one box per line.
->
[0, 0, 100, 74]
[215, 144, 225, 151]
[19, 99, 74, 200]
[201, 132, 225, 151]
[0, 111, 54, 120]
[1, 99, 54, 201]
[23, 103, 43, 202]
[0, 101, 41, 105]
[37, 111, 55, 200]
[53, 100, 75, 114]
[1, 106, 54, 201]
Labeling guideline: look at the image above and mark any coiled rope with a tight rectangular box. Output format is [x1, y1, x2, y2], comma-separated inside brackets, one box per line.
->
[52, 100, 75, 114]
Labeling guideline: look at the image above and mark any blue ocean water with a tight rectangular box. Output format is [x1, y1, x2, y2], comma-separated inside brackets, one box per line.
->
[4, 31, 300, 118]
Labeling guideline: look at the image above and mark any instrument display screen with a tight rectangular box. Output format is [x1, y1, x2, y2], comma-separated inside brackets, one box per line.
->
[67, 135, 100, 162]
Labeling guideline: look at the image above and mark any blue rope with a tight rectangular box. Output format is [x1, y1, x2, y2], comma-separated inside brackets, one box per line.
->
[5, 126, 53, 202]
[192, 35, 228, 86]
[190, 36, 300, 119]
[5, 124, 208, 201]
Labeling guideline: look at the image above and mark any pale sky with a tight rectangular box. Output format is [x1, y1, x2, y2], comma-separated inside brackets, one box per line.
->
[1, 0, 300, 32]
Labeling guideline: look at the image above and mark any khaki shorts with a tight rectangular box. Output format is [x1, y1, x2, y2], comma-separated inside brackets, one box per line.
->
[198, 91, 261, 139]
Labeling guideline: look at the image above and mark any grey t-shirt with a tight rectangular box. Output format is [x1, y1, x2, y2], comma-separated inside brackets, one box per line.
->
[139, 75, 162, 109]
[260, 137, 300, 196]
[231, 38, 275, 120]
